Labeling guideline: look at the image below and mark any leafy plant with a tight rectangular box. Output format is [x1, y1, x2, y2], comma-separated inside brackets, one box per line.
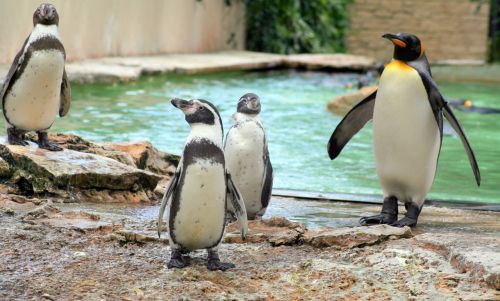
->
[244, 0, 352, 54]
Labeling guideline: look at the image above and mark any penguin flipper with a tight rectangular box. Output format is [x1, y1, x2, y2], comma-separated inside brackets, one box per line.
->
[1, 37, 29, 110]
[226, 171, 248, 239]
[59, 69, 71, 117]
[414, 68, 481, 186]
[157, 168, 181, 238]
[327, 90, 377, 160]
[260, 147, 273, 210]
[442, 102, 481, 186]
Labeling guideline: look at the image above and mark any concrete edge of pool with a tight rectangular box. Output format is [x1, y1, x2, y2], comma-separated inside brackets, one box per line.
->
[273, 189, 500, 212]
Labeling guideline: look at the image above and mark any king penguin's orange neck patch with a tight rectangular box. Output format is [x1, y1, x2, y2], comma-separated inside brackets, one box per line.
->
[385, 60, 413, 72]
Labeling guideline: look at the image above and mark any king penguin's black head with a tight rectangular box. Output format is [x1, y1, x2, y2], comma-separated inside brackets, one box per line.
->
[33, 3, 59, 26]
[171, 98, 223, 130]
[237, 93, 261, 114]
[382, 33, 423, 62]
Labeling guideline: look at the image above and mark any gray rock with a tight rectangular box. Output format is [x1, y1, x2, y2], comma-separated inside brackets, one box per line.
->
[0, 144, 161, 194]
[304, 224, 413, 248]
[414, 233, 500, 289]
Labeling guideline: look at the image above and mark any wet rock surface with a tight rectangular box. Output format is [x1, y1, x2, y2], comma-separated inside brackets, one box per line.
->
[327, 86, 377, 116]
[1, 196, 499, 300]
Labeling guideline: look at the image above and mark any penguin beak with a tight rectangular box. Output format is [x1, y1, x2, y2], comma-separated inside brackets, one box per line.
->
[382, 33, 407, 48]
[171, 98, 195, 114]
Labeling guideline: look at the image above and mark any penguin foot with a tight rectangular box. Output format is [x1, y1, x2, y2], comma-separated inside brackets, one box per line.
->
[359, 213, 397, 226]
[37, 131, 62, 151]
[38, 141, 63, 152]
[167, 257, 190, 269]
[390, 217, 417, 227]
[8, 137, 29, 146]
[206, 259, 235, 271]
[7, 128, 28, 146]
[167, 249, 190, 269]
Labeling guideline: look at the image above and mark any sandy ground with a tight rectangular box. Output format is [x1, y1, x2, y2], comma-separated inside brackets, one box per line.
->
[1, 196, 499, 301]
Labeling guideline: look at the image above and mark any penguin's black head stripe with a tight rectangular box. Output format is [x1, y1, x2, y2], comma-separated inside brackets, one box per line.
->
[33, 3, 59, 26]
[237, 93, 261, 114]
[171, 98, 223, 132]
[383, 33, 422, 62]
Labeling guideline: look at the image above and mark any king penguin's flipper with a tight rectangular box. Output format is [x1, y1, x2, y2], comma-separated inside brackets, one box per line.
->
[59, 69, 71, 117]
[226, 171, 248, 239]
[442, 102, 481, 186]
[327, 90, 377, 160]
[157, 167, 182, 238]
[410, 59, 481, 186]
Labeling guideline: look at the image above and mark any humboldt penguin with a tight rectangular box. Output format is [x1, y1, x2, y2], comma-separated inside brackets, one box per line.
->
[158, 98, 248, 271]
[224, 93, 273, 220]
[1, 3, 70, 151]
[327, 33, 480, 227]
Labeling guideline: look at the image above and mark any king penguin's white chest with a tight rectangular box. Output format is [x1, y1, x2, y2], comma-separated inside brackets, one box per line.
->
[225, 119, 265, 215]
[4, 27, 64, 131]
[373, 60, 440, 200]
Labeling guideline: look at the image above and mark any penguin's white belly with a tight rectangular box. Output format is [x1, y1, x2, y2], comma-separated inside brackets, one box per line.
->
[172, 160, 226, 250]
[4, 50, 64, 131]
[225, 124, 265, 216]
[373, 61, 440, 202]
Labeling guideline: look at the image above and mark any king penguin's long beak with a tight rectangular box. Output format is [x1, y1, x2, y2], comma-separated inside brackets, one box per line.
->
[382, 33, 406, 48]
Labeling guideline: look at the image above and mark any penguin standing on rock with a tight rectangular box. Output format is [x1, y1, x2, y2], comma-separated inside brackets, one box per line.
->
[158, 98, 247, 271]
[225, 93, 273, 220]
[327, 33, 480, 227]
[1, 3, 70, 151]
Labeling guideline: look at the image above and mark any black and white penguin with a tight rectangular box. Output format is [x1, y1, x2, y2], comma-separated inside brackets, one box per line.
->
[224, 93, 273, 220]
[1, 3, 70, 151]
[158, 98, 247, 271]
[327, 33, 480, 227]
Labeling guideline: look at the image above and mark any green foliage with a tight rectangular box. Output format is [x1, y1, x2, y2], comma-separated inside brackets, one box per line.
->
[244, 0, 352, 54]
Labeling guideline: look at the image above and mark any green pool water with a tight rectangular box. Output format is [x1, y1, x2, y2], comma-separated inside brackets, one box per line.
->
[9, 70, 500, 203]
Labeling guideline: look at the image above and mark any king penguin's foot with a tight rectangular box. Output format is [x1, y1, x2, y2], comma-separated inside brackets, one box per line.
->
[7, 127, 28, 146]
[390, 202, 422, 228]
[206, 248, 235, 271]
[359, 196, 398, 226]
[37, 131, 62, 151]
[167, 249, 190, 269]
[390, 217, 417, 227]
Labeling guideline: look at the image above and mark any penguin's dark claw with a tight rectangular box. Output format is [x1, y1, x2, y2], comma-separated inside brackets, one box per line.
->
[359, 213, 397, 226]
[206, 259, 235, 271]
[167, 257, 190, 269]
[38, 141, 63, 152]
[37, 131, 63, 151]
[390, 217, 417, 228]
[8, 138, 29, 146]
[167, 249, 190, 269]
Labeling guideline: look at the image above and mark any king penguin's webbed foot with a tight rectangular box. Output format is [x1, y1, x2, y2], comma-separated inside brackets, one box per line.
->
[359, 196, 398, 226]
[206, 248, 235, 271]
[390, 202, 421, 228]
[7, 128, 28, 146]
[167, 248, 190, 269]
[37, 131, 62, 151]
[390, 217, 417, 227]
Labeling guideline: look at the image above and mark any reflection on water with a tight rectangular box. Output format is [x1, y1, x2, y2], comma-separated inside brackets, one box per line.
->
[3, 70, 499, 203]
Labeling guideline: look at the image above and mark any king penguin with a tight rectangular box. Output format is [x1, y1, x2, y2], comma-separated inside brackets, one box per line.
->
[158, 98, 248, 271]
[327, 33, 480, 227]
[1, 3, 70, 151]
[224, 93, 273, 220]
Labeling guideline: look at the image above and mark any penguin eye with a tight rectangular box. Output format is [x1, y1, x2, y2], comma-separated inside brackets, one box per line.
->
[199, 106, 205, 111]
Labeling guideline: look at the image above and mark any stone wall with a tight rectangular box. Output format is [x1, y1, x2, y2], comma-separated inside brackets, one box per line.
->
[0, 0, 245, 63]
[347, 0, 490, 63]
